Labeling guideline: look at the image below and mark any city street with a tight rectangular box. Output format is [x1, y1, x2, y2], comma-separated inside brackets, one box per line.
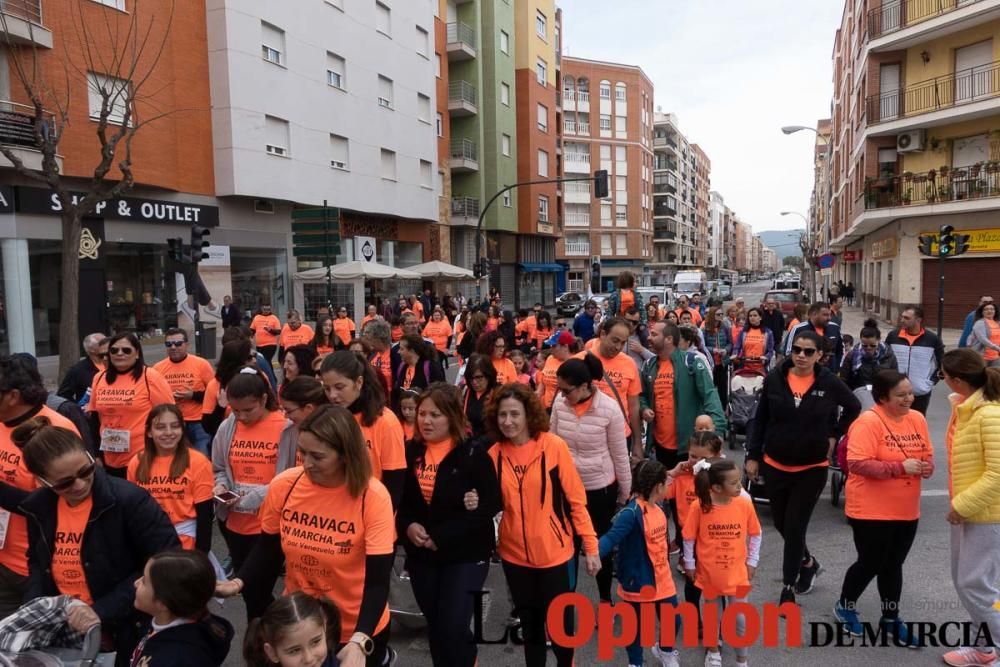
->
[211, 280, 970, 666]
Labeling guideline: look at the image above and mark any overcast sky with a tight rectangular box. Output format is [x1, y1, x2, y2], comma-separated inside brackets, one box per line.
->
[561, 0, 844, 232]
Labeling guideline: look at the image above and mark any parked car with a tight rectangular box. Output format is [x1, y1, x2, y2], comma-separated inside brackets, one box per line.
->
[763, 289, 804, 316]
[637, 286, 671, 309]
[555, 291, 585, 316]
[718, 282, 734, 300]
[591, 293, 611, 313]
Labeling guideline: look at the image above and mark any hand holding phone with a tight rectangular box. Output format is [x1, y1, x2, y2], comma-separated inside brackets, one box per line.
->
[214, 490, 240, 504]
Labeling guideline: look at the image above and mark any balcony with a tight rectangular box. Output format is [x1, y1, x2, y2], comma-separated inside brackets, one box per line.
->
[564, 153, 591, 173]
[0, 0, 51, 48]
[564, 119, 576, 134]
[451, 197, 480, 226]
[449, 139, 479, 172]
[867, 0, 1000, 51]
[564, 241, 591, 256]
[577, 121, 590, 135]
[866, 59, 1000, 132]
[565, 182, 591, 204]
[448, 80, 478, 117]
[0, 100, 60, 171]
[446, 22, 477, 61]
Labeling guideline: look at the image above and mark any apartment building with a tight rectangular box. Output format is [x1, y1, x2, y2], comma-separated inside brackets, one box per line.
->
[829, 0, 1000, 327]
[808, 118, 833, 297]
[735, 221, 752, 274]
[435, 0, 453, 261]
[692, 144, 712, 269]
[559, 56, 654, 292]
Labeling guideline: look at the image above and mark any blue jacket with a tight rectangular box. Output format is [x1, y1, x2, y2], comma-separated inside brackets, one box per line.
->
[959, 309, 977, 348]
[598, 499, 657, 594]
[574, 312, 597, 342]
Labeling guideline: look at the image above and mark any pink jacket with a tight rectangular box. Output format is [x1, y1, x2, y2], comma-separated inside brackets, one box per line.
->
[550, 389, 631, 502]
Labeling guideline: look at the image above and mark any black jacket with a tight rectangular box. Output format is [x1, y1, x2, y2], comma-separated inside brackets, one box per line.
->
[220, 304, 242, 329]
[132, 613, 234, 667]
[56, 358, 101, 403]
[760, 308, 786, 347]
[397, 438, 501, 565]
[747, 360, 861, 467]
[839, 342, 898, 390]
[391, 358, 445, 411]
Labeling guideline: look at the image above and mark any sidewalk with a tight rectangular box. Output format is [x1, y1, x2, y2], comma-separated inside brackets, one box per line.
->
[838, 304, 963, 348]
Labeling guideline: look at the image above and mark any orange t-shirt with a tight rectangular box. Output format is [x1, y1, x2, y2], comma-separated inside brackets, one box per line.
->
[153, 354, 215, 423]
[584, 338, 599, 352]
[572, 394, 595, 418]
[226, 410, 288, 535]
[485, 317, 499, 332]
[985, 320, 1000, 361]
[492, 357, 519, 386]
[515, 316, 537, 344]
[575, 350, 641, 436]
[538, 355, 564, 409]
[619, 498, 676, 602]
[412, 301, 425, 323]
[370, 350, 392, 390]
[127, 450, 215, 550]
[281, 324, 315, 349]
[422, 320, 453, 353]
[354, 410, 406, 481]
[665, 472, 697, 530]
[741, 328, 767, 361]
[0, 406, 77, 576]
[416, 439, 455, 504]
[402, 421, 415, 442]
[260, 469, 395, 643]
[845, 406, 933, 521]
[676, 308, 703, 326]
[251, 314, 281, 347]
[332, 319, 356, 347]
[683, 495, 762, 597]
[504, 439, 541, 483]
[619, 289, 635, 316]
[533, 327, 553, 350]
[202, 378, 223, 417]
[652, 361, 676, 449]
[391, 326, 403, 343]
[52, 496, 94, 604]
[88, 368, 176, 469]
[401, 365, 415, 390]
[361, 314, 377, 330]
[316, 344, 334, 356]
[786, 318, 800, 332]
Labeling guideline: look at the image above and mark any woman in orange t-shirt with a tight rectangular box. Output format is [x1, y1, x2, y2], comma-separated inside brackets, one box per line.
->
[311, 315, 337, 357]
[970, 302, 1000, 365]
[128, 404, 215, 552]
[835, 370, 933, 640]
[532, 311, 554, 350]
[332, 307, 357, 347]
[731, 308, 774, 372]
[535, 332, 574, 409]
[216, 405, 397, 666]
[422, 309, 454, 356]
[476, 330, 518, 386]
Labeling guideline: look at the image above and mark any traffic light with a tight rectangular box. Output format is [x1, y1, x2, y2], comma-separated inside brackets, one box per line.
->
[167, 237, 184, 262]
[190, 225, 211, 263]
[918, 235, 935, 257]
[594, 170, 609, 199]
[954, 233, 971, 256]
[939, 224, 955, 257]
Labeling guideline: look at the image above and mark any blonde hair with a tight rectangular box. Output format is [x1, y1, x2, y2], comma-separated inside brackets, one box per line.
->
[298, 405, 372, 497]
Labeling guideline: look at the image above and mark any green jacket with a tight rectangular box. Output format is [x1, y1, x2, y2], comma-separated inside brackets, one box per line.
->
[639, 350, 727, 456]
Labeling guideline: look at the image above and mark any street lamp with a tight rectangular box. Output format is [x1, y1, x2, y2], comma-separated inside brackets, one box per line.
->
[781, 125, 816, 135]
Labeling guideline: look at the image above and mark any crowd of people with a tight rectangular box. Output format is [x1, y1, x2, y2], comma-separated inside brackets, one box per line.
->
[0, 277, 995, 667]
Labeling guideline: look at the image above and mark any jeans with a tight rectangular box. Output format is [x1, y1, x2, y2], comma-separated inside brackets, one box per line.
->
[625, 596, 678, 665]
[839, 518, 918, 619]
[407, 559, 489, 666]
[186, 421, 211, 457]
[762, 462, 827, 586]
[502, 559, 574, 666]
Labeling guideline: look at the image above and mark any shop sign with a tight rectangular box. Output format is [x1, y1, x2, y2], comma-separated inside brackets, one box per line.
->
[355, 236, 377, 263]
[921, 227, 1000, 254]
[842, 249, 863, 262]
[11, 185, 219, 226]
[870, 237, 898, 260]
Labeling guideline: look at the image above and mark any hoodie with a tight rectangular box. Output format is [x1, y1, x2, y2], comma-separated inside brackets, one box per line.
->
[131, 613, 235, 667]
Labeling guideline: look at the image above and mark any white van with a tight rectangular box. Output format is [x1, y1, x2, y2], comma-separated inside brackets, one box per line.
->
[672, 271, 707, 299]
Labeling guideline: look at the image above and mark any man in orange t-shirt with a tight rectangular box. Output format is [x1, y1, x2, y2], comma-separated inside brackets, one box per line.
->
[279, 310, 315, 353]
[250, 304, 282, 366]
[154, 328, 215, 455]
[332, 307, 356, 346]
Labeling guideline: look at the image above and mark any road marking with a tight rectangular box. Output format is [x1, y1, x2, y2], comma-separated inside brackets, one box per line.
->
[920, 489, 950, 497]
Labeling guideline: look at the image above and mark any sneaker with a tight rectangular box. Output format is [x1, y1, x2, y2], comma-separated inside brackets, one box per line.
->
[652, 645, 680, 667]
[833, 602, 863, 636]
[202, 302, 223, 320]
[879, 616, 919, 649]
[794, 557, 822, 595]
[704, 651, 722, 667]
[942, 647, 997, 666]
[669, 541, 681, 556]
[736, 661, 749, 667]
[398, 568, 410, 582]
[179, 299, 198, 324]
[779, 585, 796, 607]
[505, 614, 521, 629]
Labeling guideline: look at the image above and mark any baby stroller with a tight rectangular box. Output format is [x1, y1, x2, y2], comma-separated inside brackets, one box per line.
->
[828, 385, 875, 509]
[727, 366, 766, 451]
[0, 624, 112, 667]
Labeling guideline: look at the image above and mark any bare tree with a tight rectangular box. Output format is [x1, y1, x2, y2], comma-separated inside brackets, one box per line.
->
[0, 0, 173, 376]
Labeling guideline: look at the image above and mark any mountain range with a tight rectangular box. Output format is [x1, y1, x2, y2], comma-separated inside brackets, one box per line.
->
[756, 229, 804, 261]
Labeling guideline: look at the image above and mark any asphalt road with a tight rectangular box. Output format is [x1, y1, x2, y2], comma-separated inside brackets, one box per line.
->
[216, 280, 969, 666]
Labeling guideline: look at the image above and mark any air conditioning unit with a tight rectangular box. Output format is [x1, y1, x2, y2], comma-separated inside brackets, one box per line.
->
[253, 199, 275, 214]
[897, 130, 926, 153]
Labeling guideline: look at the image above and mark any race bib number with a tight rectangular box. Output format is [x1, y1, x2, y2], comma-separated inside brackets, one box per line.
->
[100, 428, 131, 453]
[0, 510, 9, 549]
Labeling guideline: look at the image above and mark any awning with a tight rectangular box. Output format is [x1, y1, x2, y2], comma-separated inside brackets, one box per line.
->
[518, 262, 564, 273]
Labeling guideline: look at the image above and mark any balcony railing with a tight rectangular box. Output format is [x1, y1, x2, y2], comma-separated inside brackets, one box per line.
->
[564, 119, 576, 133]
[446, 21, 477, 49]
[448, 80, 477, 107]
[565, 214, 591, 226]
[577, 121, 590, 134]
[562, 90, 575, 102]
[868, 0, 986, 40]
[864, 165, 1000, 209]
[451, 196, 480, 219]
[0, 100, 54, 148]
[564, 241, 590, 256]
[0, 0, 42, 24]
[565, 153, 590, 165]
[450, 138, 478, 162]
[867, 58, 1000, 123]
[577, 91, 590, 103]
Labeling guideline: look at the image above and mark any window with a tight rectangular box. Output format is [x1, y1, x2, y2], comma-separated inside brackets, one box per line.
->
[538, 196, 549, 222]
[420, 159, 433, 188]
[503, 191, 512, 207]
[536, 10, 547, 38]
[616, 175, 627, 195]
[502, 134, 511, 156]
[537, 103, 548, 132]
[261, 22, 285, 66]
[536, 58, 547, 85]
[91, 0, 125, 9]
[615, 115, 626, 133]
[616, 146, 626, 162]
[265, 115, 290, 156]
[378, 75, 393, 108]
[435, 54, 441, 78]
[418, 93, 431, 122]
[601, 201, 612, 226]
[538, 149, 549, 177]
[600, 82, 611, 99]
[326, 52, 345, 89]
[616, 235, 628, 255]
[436, 112, 444, 137]
[329, 134, 349, 170]
[87, 72, 130, 124]
[500, 82, 510, 106]
[599, 115, 611, 131]
[616, 204, 627, 222]
[500, 30, 510, 55]
[380, 148, 396, 180]
[615, 83, 626, 101]
[877, 148, 897, 179]
[416, 26, 430, 58]
[375, 1, 391, 35]
[601, 233, 612, 254]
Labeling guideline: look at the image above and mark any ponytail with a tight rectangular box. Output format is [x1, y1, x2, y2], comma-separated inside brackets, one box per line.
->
[556, 353, 603, 388]
[860, 317, 881, 340]
[943, 348, 1000, 402]
[693, 457, 738, 513]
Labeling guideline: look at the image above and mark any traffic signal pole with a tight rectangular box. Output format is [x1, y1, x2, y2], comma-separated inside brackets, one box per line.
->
[919, 224, 970, 338]
[938, 247, 946, 340]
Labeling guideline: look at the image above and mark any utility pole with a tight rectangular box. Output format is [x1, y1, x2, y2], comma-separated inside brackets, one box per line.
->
[919, 224, 971, 338]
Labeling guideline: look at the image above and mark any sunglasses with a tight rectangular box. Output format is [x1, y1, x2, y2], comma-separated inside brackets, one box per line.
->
[791, 346, 818, 357]
[164, 341, 185, 348]
[40, 455, 97, 492]
[109, 346, 134, 355]
[860, 343, 878, 349]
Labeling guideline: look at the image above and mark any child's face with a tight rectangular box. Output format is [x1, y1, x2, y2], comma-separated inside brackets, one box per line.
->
[687, 443, 716, 465]
[265, 618, 329, 667]
[400, 399, 417, 422]
[712, 469, 743, 498]
[132, 559, 158, 617]
[694, 416, 714, 432]
[511, 355, 525, 371]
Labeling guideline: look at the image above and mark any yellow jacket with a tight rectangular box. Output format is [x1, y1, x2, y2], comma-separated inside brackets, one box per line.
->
[948, 389, 1000, 523]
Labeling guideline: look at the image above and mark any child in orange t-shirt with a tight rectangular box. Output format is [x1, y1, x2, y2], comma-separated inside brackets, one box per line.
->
[598, 459, 679, 666]
[683, 458, 762, 667]
[398, 390, 419, 442]
[509, 350, 533, 387]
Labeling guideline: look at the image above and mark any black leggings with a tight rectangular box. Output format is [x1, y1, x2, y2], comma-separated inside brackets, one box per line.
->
[580, 483, 618, 601]
[258, 345, 277, 366]
[712, 363, 729, 406]
[839, 518, 918, 619]
[218, 520, 269, 618]
[762, 462, 827, 586]
[502, 559, 574, 667]
[911, 393, 931, 416]
[407, 559, 489, 666]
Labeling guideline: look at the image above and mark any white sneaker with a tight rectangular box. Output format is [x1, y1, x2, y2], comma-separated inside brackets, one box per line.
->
[652, 645, 680, 667]
[704, 651, 722, 667]
[736, 660, 749, 667]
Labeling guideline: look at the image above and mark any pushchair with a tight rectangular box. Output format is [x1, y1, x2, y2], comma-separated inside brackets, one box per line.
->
[828, 385, 875, 509]
[727, 366, 766, 451]
[0, 625, 112, 667]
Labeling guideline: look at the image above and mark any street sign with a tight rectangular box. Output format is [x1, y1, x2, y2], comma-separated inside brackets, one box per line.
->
[842, 250, 862, 262]
[291, 207, 341, 221]
[292, 233, 340, 246]
[291, 220, 341, 233]
[293, 246, 340, 259]
[816, 253, 835, 269]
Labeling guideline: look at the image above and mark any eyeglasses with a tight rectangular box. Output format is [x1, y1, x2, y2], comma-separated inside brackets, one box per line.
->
[281, 405, 303, 415]
[109, 346, 134, 355]
[791, 346, 818, 357]
[40, 454, 96, 492]
[164, 341, 185, 348]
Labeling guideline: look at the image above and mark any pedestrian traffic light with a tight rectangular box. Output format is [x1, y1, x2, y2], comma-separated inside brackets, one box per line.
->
[954, 233, 971, 256]
[918, 235, 935, 257]
[594, 170, 609, 199]
[190, 225, 211, 263]
[939, 224, 955, 256]
[167, 237, 184, 262]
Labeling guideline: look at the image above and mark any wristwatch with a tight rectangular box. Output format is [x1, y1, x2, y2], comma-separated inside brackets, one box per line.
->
[350, 632, 374, 656]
